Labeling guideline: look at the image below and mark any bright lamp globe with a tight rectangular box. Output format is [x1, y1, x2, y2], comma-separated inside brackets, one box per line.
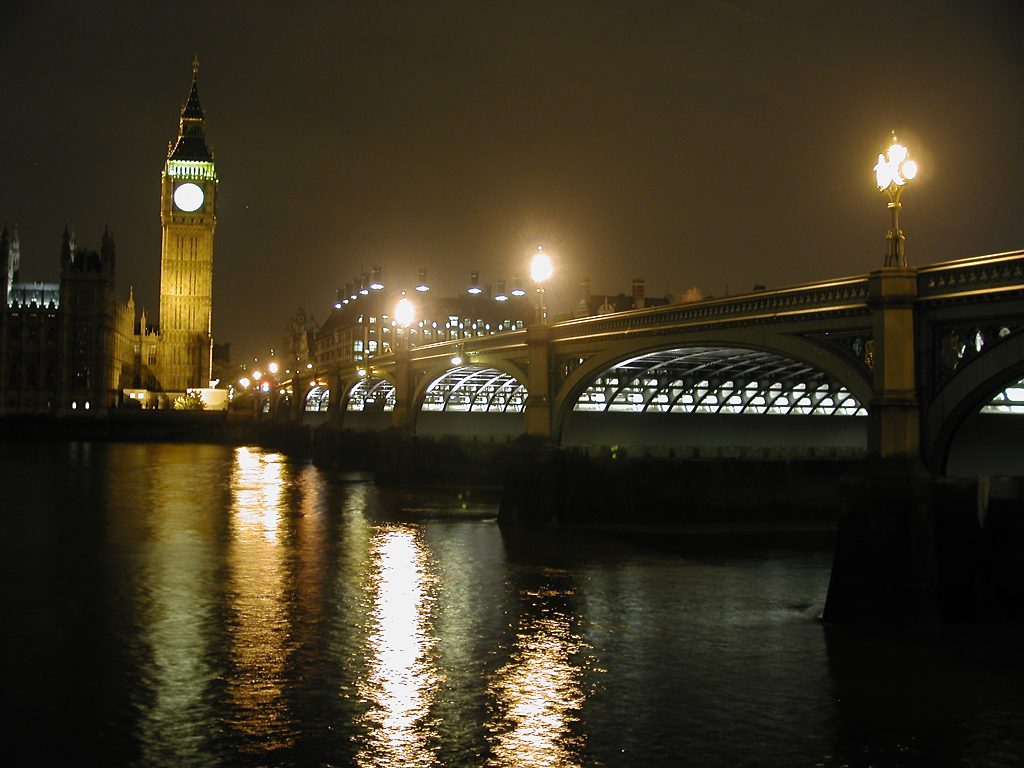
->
[531, 251, 553, 283]
[395, 297, 415, 327]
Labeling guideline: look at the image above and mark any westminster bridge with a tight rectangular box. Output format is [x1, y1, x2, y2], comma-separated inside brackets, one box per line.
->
[255, 250, 1024, 623]
[265, 251, 1024, 476]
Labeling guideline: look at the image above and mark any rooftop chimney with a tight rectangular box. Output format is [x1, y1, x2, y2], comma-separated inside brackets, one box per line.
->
[632, 278, 646, 310]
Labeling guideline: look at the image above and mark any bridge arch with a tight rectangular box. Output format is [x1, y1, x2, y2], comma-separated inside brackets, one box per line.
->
[410, 359, 529, 437]
[340, 374, 397, 430]
[304, 383, 330, 413]
[554, 335, 872, 449]
[346, 375, 397, 412]
[926, 331, 1024, 474]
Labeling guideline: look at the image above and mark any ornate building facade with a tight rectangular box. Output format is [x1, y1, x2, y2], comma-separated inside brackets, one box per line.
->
[0, 63, 219, 414]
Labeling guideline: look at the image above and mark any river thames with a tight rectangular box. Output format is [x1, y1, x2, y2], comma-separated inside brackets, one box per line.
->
[2, 441, 1022, 767]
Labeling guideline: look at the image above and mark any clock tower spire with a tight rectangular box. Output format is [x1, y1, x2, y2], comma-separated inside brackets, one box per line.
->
[158, 58, 217, 392]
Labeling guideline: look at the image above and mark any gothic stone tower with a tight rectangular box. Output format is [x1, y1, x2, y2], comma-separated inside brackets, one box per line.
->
[159, 59, 217, 391]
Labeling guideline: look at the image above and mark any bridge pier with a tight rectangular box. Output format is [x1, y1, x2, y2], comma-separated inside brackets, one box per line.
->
[825, 267, 1000, 624]
[866, 267, 920, 460]
[823, 456, 940, 624]
[376, 348, 419, 485]
[824, 268, 942, 624]
[523, 325, 553, 439]
[326, 371, 345, 426]
[499, 325, 557, 524]
[390, 347, 415, 432]
[289, 373, 309, 424]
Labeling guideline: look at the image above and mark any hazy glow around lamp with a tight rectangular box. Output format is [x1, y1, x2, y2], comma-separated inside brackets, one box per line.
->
[395, 296, 414, 349]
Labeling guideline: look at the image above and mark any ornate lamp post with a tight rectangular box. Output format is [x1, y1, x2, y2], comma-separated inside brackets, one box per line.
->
[530, 245, 554, 324]
[874, 134, 918, 267]
[391, 294, 416, 435]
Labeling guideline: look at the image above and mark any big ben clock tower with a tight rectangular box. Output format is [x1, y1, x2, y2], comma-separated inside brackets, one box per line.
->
[159, 58, 217, 392]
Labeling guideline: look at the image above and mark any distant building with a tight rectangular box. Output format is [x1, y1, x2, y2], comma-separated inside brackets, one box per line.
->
[0, 224, 135, 413]
[573, 277, 703, 318]
[313, 270, 534, 368]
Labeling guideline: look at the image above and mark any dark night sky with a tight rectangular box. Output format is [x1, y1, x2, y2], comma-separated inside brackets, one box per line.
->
[2, 1, 1022, 363]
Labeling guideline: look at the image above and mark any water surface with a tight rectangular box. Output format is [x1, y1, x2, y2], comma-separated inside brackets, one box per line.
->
[2, 441, 1021, 767]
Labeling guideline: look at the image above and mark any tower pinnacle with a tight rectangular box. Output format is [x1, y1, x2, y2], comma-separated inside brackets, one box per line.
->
[169, 60, 211, 161]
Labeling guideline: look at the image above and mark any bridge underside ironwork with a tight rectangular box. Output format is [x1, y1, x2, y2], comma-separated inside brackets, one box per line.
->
[336, 349, 870, 418]
[420, 365, 527, 412]
[574, 347, 867, 416]
[320, 374, 1024, 418]
[980, 378, 1024, 414]
[346, 378, 396, 411]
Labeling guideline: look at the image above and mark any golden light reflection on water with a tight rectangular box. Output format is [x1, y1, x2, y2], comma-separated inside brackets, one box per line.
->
[356, 526, 441, 768]
[226, 447, 291, 748]
[233, 446, 284, 544]
[114, 445, 223, 765]
[488, 587, 588, 768]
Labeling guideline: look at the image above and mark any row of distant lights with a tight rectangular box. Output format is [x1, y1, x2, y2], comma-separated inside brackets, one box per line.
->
[334, 268, 528, 309]
[236, 359, 311, 396]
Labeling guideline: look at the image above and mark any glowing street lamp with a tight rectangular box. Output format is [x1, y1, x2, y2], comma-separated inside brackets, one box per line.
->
[451, 343, 465, 366]
[395, 295, 415, 349]
[874, 133, 918, 267]
[369, 266, 384, 290]
[530, 245, 554, 324]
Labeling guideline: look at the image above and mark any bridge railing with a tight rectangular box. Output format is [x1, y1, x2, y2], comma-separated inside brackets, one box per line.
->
[322, 249, 1024, 380]
[549, 275, 871, 343]
[332, 330, 531, 375]
[917, 249, 1024, 303]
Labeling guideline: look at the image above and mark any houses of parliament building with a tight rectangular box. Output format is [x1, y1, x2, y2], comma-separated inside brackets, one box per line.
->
[0, 63, 217, 414]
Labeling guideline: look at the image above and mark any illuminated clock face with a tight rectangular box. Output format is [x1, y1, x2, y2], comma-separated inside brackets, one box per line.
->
[173, 182, 205, 212]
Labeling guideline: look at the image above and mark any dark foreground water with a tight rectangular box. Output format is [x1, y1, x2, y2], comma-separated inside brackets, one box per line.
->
[2, 441, 1022, 767]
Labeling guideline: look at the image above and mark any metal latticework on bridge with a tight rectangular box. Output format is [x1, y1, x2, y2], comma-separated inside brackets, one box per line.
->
[346, 378, 396, 411]
[420, 365, 527, 412]
[574, 348, 866, 416]
[982, 377, 1024, 414]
